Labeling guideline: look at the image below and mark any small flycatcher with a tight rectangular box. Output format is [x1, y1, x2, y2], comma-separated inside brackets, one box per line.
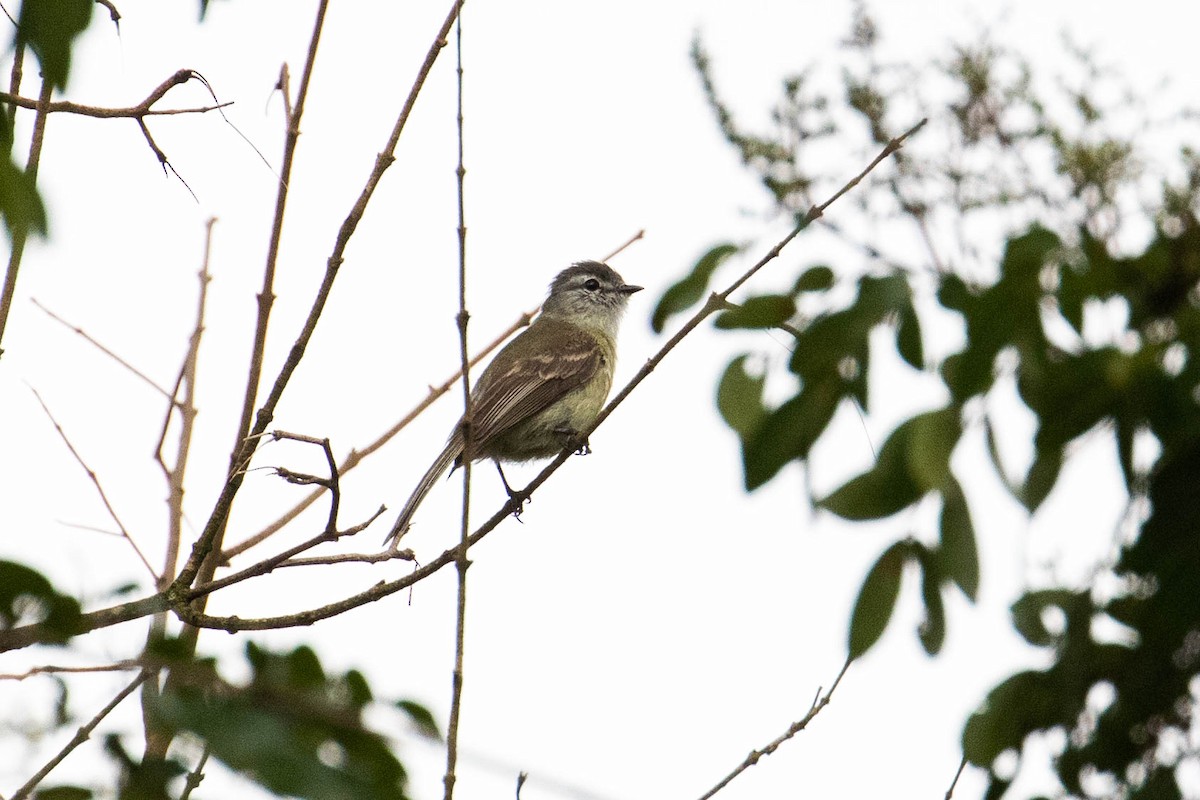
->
[384, 261, 642, 545]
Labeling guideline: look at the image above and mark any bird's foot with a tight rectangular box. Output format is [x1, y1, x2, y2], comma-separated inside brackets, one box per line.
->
[553, 425, 591, 455]
[495, 461, 529, 521]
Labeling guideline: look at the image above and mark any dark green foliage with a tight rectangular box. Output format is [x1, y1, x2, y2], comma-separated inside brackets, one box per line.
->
[14, 0, 93, 91]
[34, 788, 93, 800]
[146, 641, 420, 800]
[848, 540, 908, 658]
[0, 105, 48, 242]
[714, 294, 796, 330]
[0, 560, 83, 645]
[651, 243, 740, 332]
[681, 6, 1200, 797]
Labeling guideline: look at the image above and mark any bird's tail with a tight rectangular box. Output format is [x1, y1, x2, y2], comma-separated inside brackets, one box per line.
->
[384, 435, 462, 547]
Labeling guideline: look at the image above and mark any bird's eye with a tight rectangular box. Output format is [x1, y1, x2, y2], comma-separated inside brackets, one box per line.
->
[583, 278, 601, 291]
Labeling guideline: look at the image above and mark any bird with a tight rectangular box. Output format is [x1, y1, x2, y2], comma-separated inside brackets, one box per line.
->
[383, 261, 642, 546]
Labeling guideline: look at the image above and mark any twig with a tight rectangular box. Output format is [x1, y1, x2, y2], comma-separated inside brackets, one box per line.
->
[185, 505, 391, 601]
[0, 660, 141, 681]
[228, 1, 329, 496]
[275, 548, 415, 568]
[0, 77, 51, 357]
[10, 669, 152, 800]
[155, 218, 214, 589]
[944, 754, 968, 800]
[445, 6, 470, 800]
[602, 229, 644, 261]
[0, 70, 230, 118]
[31, 298, 174, 400]
[179, 743, 210, 800]
[29, 386, 157, 580]
[94, 0, 121, 26]
[171, 0, 463, 595]
[270, 430, 342, 534]
[694, 658, 852, 800]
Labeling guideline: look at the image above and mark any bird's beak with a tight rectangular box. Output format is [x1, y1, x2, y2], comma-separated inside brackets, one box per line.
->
[619, 284, 644, 295]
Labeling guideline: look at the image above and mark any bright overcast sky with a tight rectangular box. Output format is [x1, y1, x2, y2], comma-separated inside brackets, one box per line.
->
[2, 1, 1196, 798]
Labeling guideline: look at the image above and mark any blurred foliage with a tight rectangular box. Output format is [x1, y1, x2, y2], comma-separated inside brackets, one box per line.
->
[673, 4, 1200, 798]
[1, 0, 95, 242]
[0, 560, 82, 645]
[133, 639, 423, 800]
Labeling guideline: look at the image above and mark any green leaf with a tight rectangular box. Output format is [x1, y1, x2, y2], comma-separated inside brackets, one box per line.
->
[915, 544, 946, 655]
[906, 406, 961, 491]
[16, 0, 93, 90]
[651, 243, 740, 332]
[938, 478, 979, 601]
[982, 414, 1022, 500]
[743, 378, 841, 489]
[0, 560, 82, 644]
[819, 406, 960, 520]
[0, 154, 48, 242]
[962, 669, 1074, 767]
[896, 299, 924, 369]
[848, 540, 910, 658]
[716, 355, 766, 440]
[1022, 446, 1062, 512]
[397, 699, 441, 740]
[793, 265, 835, 293]
[1114, 415, 1136, 492]
[34, 787, 93, 800]
[714, 293, 796, 329]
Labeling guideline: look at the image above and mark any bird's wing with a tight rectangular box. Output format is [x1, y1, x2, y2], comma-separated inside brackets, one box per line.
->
[466, 319, 603, 451]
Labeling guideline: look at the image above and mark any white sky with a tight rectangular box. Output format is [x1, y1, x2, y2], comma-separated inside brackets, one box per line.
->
[2, 1, 1197, 798]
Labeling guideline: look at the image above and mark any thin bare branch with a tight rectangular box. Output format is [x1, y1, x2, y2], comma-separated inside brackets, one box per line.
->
[277, 548, 415, 568]
[10, 669, 152, 800]
[601, 228, 645, 261]
[445, 6, 470, 799]
[29, 386, 158, 580]
[179, 743, 210, 800]
[186, 505, 393, 601]
[172, 0, 464, 595]
[0, 70, 229, 118]
[944, 755, 969, 800]
[32, 298, 174, 399]
[155, 217, 214, 588]
[694, 658, 852, 800]
[0, 660, 141, 681]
